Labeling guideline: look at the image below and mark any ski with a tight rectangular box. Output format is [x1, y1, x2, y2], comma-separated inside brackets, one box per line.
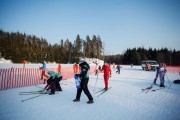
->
[19, 90, 49, 95]
[96, 86, 112, 97]
[94, 88, 106, 94]
[141, 85, 153, 93]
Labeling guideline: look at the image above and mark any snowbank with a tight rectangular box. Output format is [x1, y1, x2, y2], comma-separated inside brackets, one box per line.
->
[0, 58, 12, 63]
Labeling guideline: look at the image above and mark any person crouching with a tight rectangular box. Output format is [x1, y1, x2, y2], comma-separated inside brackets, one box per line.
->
[44, 71, 63, 95]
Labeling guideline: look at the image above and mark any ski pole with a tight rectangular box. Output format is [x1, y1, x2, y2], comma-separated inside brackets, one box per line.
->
[166, 74, 171, 86]
[93, 73, 98, 91]
[35, 85, 44, 89]
[22, 94, 44, 102]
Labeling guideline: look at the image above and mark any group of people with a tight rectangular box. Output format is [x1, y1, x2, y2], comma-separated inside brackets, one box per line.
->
[39, 60, 112, 104]
[39, 60, 167, 105]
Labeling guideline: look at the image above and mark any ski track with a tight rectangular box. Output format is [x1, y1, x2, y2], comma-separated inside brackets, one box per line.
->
[0, 66, 180, 120]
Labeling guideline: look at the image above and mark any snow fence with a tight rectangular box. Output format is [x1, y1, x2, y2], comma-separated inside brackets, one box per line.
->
[0, 66, 96, 90]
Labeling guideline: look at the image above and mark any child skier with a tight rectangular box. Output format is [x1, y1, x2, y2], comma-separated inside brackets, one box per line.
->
[101, 62, 112, 90]
[44, 71, 63, 95]
[73, 61, 94, 104]
[153, 63, 167, 87]
[40, 62, 49, 83]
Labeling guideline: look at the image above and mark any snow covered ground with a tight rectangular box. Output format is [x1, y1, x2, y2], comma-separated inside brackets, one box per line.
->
[0, 65, 180, 120]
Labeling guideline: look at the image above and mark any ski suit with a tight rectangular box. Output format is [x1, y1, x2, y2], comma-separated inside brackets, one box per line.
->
[75, 62, 93, 101]
[40, 62, 48, 80]
[45, 71, 63, 94]
[116, 65, 120, 74]
[57, 64, 61, 74]
[101, 64, 111, 89]
[154, 64, 166, 86]
[157, 66, 166, 85]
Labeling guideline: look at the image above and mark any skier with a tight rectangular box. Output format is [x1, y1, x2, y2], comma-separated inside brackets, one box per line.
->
[101, 62, 112, 90]
[116, 64, 120, 74]
[44, 71, 63, 95]
[57, 63, 61, 74]
[73, 61, 94, 104]
[22, 60, 27, 68]
[40, 62, 49, 83]
[153, 63, 167, 87]
[95, 65, 99, 75]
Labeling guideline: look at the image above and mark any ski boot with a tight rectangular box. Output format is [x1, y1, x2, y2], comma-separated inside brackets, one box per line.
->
[87, 100, 94, 104]
[73, 99, 80, 102]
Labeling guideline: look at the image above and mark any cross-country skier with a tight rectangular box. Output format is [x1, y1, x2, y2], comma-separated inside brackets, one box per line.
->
[44, 71, 63, 95]
[153, 63, 167, 87]
[73, 60, 94, 104]
[101, 62, 112, 90]
[116, 64, 120, 74]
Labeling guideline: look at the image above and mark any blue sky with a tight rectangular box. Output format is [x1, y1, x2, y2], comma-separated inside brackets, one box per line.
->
[0, 0, 180, 55]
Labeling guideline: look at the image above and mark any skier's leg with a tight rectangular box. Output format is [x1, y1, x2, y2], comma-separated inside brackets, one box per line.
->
[41, 71, 44, 79]
[49, 83, 55, 95]
[104, 76, 109, 89]
[56, 76, 62, 91]
[82, 78, 93, 101]
[160, 76, 165, 87]
[75, 88, 82, 100]
[45, 77, 53, 90]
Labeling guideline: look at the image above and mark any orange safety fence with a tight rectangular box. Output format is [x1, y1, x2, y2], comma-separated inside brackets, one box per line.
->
[166, 66, 180, 74]
[0, 68, 41, 90]
[0, 65, 96, 90]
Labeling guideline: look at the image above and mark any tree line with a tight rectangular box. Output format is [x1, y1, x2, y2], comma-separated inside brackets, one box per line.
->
[0, 30, 103, 63]
[105, 47, 180, 65]
[1, 30, 179, 65]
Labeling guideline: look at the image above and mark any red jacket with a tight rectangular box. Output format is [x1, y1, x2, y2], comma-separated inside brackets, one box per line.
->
[101, 65, 111, 76]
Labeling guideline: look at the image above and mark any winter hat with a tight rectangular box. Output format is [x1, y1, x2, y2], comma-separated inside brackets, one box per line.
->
[79, 59, 86, 64]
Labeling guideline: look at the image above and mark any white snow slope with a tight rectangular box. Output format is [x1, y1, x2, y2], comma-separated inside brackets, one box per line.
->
[0, 65, 180, 120]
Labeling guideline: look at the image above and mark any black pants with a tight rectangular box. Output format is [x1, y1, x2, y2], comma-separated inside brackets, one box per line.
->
[47, 76, 62, 93]
[54, 76, 62, 91]
[76, 78, 93, 101]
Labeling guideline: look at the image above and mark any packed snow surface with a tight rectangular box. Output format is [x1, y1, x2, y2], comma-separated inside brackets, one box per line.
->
[0, 65, 180, 120]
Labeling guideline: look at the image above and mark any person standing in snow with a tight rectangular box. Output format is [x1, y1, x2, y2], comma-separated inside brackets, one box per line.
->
[116, 64, 120, 74]
[153, 63, 167, 87]
[95, 65, 99, 75]
[73, 61, 94, 104]
[22, 60, 27, 68]
[57, 63, 61, 74]
[44, 71, 63, 95]
[40, 62, 49, 83]
[101, 62, 112, 90]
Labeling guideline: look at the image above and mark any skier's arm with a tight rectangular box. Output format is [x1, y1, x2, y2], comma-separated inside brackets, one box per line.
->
[100, 65, 104, 72]
[79, 68, 88, 78]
